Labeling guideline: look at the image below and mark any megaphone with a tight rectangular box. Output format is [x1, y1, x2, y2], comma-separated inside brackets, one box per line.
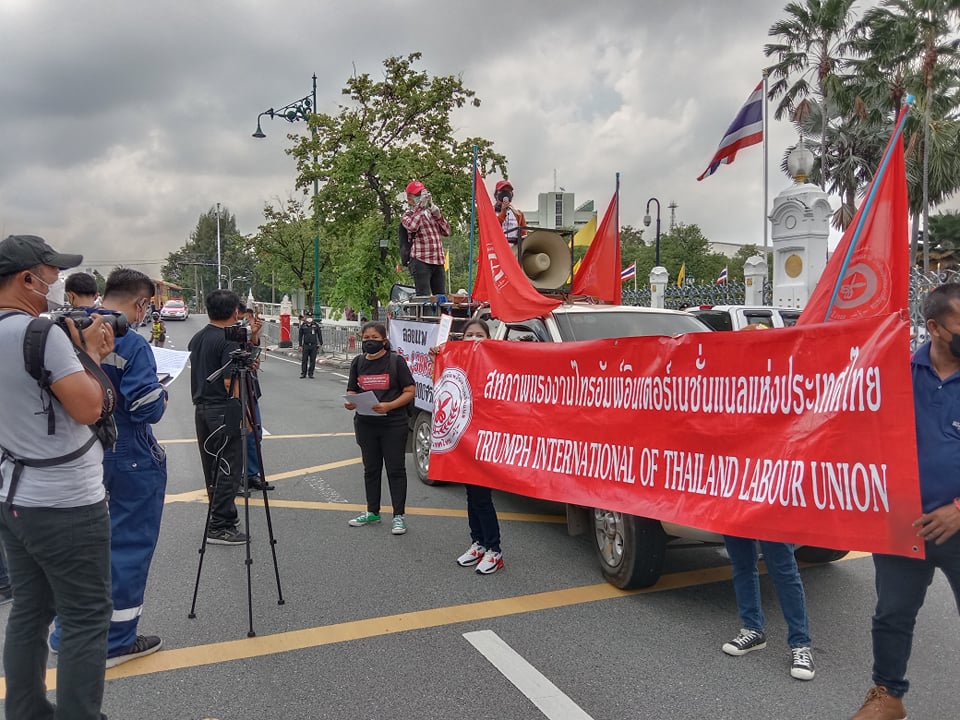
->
[519, 229, 572, 290]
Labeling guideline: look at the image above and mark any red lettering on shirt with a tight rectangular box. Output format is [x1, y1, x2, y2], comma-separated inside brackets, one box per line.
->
[358, 373, 390, 391]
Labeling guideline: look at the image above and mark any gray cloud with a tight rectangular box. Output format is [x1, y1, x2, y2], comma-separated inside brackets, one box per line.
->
[1, 0, 920, 280]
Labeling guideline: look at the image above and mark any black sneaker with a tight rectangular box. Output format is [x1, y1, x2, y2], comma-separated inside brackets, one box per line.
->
[206, 527, 249, 545]
[236, 478, 274, 496]
[105, 634, 162, 668]
[722, 628, 767, 656]
[0, 585, 12, 607]
[790, 646, 815, 680]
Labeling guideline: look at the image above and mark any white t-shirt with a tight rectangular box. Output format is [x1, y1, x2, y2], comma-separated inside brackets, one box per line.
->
[0, 312, 105, 507]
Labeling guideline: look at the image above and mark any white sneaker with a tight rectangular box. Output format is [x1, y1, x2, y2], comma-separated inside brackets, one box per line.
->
[476, 550, 504, 575]
[457, 542, 486, 567]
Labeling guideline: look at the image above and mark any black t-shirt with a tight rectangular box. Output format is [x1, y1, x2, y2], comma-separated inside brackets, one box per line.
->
[347, 351, 415, 420]
[189, 324, 241, 404]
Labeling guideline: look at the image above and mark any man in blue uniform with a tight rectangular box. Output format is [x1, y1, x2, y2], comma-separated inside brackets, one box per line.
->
[50, 268, 167, 667]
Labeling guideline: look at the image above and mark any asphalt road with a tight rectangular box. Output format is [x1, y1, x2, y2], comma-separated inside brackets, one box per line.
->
[1, 315, 957, 720]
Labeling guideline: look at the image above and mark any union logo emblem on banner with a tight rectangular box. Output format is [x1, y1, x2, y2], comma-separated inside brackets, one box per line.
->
[431, 367, 473, 453]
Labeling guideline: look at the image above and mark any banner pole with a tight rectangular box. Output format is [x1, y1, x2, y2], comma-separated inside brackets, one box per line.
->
[762, 71, 769, 256]
[468, 145, 478, 298]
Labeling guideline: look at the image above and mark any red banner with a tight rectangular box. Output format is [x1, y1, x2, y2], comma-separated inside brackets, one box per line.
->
[430, 314, 923, 558]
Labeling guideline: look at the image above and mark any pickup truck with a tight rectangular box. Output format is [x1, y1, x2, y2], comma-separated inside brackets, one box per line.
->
[393, 300, 847, 588]
[686, 305, 801, 331]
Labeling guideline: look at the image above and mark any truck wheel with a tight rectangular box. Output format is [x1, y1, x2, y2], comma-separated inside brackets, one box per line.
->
[793, 546, 849, 564]
[413, 411, 443, 486]
[591, 510, 666, 589]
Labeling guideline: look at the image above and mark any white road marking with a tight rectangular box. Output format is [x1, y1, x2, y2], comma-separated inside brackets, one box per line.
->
[463, 630, 595, 720]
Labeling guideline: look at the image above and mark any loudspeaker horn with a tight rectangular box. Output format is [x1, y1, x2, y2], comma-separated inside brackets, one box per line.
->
[519, 229, 572, 290]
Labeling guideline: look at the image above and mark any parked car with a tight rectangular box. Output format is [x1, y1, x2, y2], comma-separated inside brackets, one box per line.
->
[686, 304, 801, 331]
[160, 299, 189, 320]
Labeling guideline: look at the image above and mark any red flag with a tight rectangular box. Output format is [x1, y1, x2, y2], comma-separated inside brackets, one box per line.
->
[472, 171, 561, 322]
[798, 107, 910, 324]
[572, 189, 621, 303]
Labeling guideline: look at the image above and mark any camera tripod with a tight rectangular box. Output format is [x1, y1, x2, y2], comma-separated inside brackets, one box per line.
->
[188, 348, 285, 637]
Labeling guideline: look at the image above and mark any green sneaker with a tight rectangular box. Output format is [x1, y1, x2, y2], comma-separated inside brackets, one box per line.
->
[348, 511, 381, 527]
[391, 515, 407, 535]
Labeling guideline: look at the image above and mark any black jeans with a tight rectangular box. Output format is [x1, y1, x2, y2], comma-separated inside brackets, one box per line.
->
[871, 534, 960, 697]
[408, 258, 446, 295]
[354, 416, 408, 516]
[194, 403, 243, 531]
[0, 501, 112, 720]
[466, 484, 501, 552]
[301, 344, 318, 376]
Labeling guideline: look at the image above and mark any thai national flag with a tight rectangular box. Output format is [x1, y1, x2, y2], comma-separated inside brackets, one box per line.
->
[697, 82, 763, 181]
[716, 266, 728, 284]
[620, 262, 637, 282]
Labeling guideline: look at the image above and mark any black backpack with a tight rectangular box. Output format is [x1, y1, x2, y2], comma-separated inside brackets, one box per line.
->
[0, 311, 118, 505]
[398, 225, 413, 266]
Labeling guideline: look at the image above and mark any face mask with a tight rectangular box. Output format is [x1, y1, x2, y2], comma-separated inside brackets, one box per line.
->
[362, 339, 385, 355]
[30, 275, 65, 310]
[497, 191, 513, 203]
[948, 332, 960, 359]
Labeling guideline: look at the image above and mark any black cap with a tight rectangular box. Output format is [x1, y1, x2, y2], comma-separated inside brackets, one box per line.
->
[0, 235, 83, 275]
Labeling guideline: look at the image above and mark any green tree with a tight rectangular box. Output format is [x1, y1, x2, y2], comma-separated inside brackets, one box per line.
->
[852, 0, 960, 270]
[162, 206, 256, 308]
[765, 0, 858, 189]
[286, 53, 507, 311]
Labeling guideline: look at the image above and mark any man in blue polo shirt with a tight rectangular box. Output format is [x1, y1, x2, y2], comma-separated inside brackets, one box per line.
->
[851, 283, 960, 720]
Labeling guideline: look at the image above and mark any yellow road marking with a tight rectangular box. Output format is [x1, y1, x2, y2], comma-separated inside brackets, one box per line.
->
[0, 551, 872, 696]
[159, 432, 354, 445]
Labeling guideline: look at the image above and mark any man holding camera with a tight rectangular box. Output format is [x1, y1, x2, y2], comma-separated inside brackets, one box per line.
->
[495, 180, 526, 245]
[0, 234, 115, 720]
[189, 289, 247, 545]
[49, 267, 167, 667]
[401, 179, 451, 296]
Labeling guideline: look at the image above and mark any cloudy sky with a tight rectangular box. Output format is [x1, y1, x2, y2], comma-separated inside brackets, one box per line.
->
[1, 0, 892, 278]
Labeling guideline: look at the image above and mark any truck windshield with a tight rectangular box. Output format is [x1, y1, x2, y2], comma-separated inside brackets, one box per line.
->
[553, 311, 710, 341]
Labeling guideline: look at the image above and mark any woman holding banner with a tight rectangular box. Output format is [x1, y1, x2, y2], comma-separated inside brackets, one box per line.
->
[431, 319, 504, 575]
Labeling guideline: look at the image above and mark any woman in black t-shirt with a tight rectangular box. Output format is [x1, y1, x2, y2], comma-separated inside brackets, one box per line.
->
[344, 321, 415, 535]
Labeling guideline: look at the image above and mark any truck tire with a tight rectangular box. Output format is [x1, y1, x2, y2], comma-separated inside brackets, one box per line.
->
[793, 546, 849, 564]
[591, 510, 667, 589]
[413, 411, 443, 486]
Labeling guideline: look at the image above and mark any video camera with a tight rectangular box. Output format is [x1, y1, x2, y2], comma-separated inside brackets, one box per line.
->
[42, 308, 129, 338]
[224, 322, 249, 344]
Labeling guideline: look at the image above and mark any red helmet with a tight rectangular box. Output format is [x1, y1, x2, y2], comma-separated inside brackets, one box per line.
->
[495, 180, 513, 194]
[406, 180, 425, 195]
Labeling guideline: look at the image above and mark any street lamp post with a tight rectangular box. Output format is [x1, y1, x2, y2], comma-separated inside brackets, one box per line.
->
[253, 74, 321, 319]
[643, 198, 662, 267]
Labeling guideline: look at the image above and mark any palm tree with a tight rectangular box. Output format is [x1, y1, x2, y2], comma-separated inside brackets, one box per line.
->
[853, 0, 960, 270]
[765, 0, 858, 190]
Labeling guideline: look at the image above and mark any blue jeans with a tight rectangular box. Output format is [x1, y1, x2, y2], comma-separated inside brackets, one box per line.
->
[724, 537, 811, 648]
[871, 534, 960, 697]
[0, 501, 112, 720]
[466, 484, 501, 552]
[245, 401, 262, 479]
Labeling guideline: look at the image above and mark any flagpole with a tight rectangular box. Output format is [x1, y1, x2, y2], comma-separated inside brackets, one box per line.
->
[467, 144, 478, 298]
[615, 171, 621, 305]
[822, 103, 911, 320]
[762, 70, 769, 255]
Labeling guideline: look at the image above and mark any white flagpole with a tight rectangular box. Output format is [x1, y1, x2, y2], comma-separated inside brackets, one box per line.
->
[762, 71, 770, 254]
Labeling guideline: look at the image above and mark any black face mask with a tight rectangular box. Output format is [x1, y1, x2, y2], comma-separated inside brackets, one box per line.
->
[362, 339, 385, 355]
[948, 333, 960, 359]
[496, 191, 513, 203]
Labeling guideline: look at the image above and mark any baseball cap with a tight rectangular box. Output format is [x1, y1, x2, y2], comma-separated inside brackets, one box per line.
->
[0, 235, 83, 275]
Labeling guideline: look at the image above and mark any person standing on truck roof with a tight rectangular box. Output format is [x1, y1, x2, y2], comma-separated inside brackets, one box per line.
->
[401, 179, 450, 296]
[430, 319, 505, 574]
[344, 321, 416, 536]
[494, 180, 526, 245]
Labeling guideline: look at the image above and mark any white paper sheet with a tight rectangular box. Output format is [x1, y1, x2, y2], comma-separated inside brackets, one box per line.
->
[343, 391, 382, 416]
[150, 346, 191, 387]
